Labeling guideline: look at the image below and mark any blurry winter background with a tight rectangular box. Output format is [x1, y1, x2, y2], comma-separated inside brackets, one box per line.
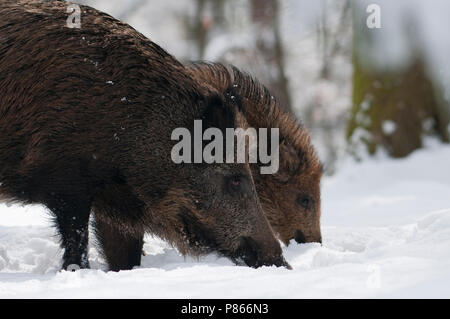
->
[1, 0, 450, 298]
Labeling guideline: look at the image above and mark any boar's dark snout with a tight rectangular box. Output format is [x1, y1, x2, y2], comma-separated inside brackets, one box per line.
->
[236, 236, 291, 269]
[295, 229, 322, 245]
[294, 230, 306, 244]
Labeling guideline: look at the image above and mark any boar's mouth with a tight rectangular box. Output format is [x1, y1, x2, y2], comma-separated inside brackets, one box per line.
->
[231, 237, 259, 267]
[294, 230, 306, 244]
[178, 208, 218, 255]
[177, 209, 291, 269]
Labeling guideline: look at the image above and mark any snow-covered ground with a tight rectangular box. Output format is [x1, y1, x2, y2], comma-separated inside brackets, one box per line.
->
[1, 141, 450, 298]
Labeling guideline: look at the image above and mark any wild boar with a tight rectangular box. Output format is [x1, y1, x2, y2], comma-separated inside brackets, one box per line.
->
[0, 1, 288, 270]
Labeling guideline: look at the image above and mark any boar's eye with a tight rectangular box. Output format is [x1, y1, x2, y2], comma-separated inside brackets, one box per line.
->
[296, 194, 312, 210]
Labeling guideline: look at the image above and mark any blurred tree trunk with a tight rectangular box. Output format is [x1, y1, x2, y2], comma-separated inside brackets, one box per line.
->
[249, 0, 292, 113]
[317, 0, 351, 80]
[185, 0, 226, 60]
[348, 56, 449, 157]
[347, 16, 449, 158]
[188, 0, 208, 60]
[192, 0, 209, 59]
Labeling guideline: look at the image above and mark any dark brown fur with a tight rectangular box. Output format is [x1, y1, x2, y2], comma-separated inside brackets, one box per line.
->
[187, 62, 323, 245]
[0, 1, 288, 270]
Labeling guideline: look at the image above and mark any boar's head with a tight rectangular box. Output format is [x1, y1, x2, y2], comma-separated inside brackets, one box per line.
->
[151, 93, 290, 268]
[255, 134, 323, 246]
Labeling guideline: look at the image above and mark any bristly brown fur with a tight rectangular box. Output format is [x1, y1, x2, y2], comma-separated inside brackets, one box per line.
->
[187, 62, 323, 245]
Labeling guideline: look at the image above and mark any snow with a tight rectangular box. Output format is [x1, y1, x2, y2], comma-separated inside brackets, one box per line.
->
[1, 142, 450, 298]
[382, 120, 397, 135]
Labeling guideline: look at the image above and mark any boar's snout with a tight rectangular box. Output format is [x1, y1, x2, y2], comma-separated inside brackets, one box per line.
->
[236, 236, 291, 269]
[295, 229, 322, 245]
[294, 230, 306, 244]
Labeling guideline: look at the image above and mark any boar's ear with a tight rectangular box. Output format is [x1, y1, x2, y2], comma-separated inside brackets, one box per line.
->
[202, 93, 236, 131]
[273, 139, 301, 183]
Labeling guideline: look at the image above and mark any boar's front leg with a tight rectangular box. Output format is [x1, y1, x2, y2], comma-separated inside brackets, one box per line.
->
[45, 194, 91, 270]
[93, 215, 144, 271]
